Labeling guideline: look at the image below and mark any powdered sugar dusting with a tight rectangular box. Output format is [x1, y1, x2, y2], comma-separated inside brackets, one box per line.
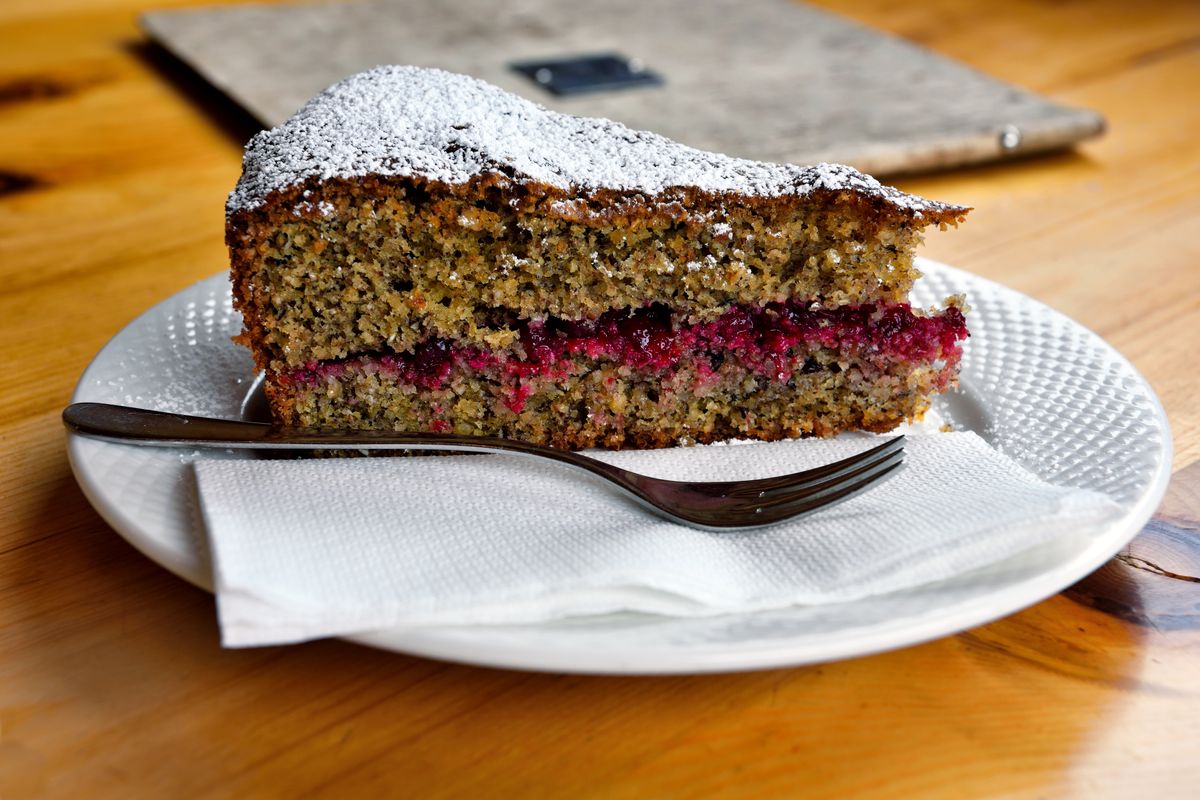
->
[291, 200, 335, 217]
[228, 66, 965, 216]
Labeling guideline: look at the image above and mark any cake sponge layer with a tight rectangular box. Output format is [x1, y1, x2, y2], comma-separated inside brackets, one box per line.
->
[229, 174, 956, 374]
[264, 299, 967, 448]
[274, 347, 953, 449]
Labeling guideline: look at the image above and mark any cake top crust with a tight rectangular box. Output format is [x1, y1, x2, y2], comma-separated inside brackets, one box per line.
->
[228, 65, 967, 217]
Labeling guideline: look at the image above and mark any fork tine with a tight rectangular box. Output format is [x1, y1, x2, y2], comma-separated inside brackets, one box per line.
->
[709, 436, 904, 499]
[732, 447, 905, 512]
[749, 436, 904, 499]
[723, 460, 905, 528]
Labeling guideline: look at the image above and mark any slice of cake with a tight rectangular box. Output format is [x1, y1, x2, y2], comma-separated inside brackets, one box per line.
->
[227, 66, 969, 449]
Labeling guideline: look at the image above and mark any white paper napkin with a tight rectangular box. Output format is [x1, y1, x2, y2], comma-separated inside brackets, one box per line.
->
[194, 432, 1121, 647]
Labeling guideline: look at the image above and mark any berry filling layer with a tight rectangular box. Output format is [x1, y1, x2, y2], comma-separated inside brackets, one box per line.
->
[286, 300, 968, 405]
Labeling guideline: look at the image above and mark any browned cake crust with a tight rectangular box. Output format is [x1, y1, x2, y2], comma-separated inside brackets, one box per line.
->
[227, 66, 969, 449]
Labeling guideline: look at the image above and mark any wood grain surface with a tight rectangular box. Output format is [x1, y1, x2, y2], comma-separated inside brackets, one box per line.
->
[2, 0, 1199, 797]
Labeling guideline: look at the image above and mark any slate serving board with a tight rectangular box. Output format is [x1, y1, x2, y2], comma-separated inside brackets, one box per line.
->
[141, 0, 1104, 176]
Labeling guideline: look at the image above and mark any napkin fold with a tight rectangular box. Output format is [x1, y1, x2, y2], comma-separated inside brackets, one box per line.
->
[195, 432, 1120, 647]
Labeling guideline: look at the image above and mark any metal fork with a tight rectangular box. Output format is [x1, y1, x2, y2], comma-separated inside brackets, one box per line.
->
[63, 402, 904, 531]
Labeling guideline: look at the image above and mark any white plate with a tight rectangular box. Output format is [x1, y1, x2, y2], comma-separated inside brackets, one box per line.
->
[68, 259, 1172, 674]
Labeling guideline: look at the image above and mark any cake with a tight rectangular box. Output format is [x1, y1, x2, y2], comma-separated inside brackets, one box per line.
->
[227, 66, 969, 449]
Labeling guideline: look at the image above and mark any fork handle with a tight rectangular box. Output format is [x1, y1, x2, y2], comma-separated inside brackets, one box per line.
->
[66, 402, 611, 456]
[63, 400, 646, 493]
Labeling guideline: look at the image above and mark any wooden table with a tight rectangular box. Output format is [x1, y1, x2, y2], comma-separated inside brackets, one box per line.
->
[3, 0, 1198, 796]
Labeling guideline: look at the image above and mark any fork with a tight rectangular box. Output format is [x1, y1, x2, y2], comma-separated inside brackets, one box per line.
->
[63, 402, 904, 531]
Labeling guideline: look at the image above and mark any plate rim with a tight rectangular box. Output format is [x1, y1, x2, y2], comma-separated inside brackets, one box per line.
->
[66, 259, 1174, 674]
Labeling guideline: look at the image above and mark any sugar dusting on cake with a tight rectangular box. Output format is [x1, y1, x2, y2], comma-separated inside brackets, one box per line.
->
[228, 65, 965, 216]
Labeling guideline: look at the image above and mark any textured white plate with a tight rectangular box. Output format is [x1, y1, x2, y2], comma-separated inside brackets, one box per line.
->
[68, 259, 1172, 674]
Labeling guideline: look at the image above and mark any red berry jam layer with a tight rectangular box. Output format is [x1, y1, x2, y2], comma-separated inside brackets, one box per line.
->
[287, 300, 968, 397]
